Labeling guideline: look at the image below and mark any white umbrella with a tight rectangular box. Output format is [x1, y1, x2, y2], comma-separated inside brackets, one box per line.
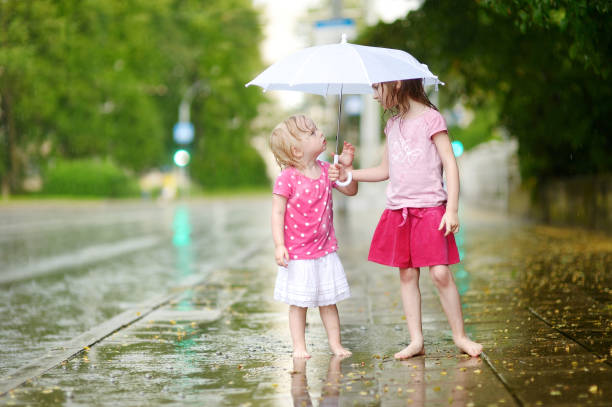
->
[246, 34, 443, 185]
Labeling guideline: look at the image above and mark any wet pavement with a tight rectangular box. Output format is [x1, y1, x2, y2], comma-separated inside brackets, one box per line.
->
[0, 190, 610, 406]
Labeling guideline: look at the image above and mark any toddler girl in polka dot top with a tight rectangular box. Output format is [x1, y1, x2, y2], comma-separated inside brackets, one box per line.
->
[270, 114, 357, 358]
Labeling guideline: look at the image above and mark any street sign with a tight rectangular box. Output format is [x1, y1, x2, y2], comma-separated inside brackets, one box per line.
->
[345, 95, 362, 116]
[313, 18, 356, 45]
[173, 122, 194, 144]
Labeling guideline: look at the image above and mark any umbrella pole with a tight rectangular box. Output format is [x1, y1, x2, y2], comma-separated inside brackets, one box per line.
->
[335, 85, 343, 156]
[333, 84, 352, 187]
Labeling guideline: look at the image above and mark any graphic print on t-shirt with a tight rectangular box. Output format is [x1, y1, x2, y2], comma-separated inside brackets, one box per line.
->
[389, 135, 423, 168]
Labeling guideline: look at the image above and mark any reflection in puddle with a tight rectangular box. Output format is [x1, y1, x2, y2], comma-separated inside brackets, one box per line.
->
[392, 356, 484, 406]
[291, 356, 345, 407]
[289, 355, 484, 406]
[173, 205, 193, 280]
[171, 205, 199, 382]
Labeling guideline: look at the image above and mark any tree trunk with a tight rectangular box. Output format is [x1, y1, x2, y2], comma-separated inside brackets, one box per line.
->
[1, 90, 19, 195]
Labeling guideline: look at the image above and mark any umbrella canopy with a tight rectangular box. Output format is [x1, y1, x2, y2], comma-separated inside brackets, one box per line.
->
[246, 35, 443, 186]
[246, 34, 443, 96]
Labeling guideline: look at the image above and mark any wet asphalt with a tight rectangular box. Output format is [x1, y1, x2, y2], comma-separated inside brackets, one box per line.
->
[0, 189, 610, 406]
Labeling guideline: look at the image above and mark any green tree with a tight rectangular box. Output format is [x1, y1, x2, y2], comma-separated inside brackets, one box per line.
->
[481, 0, 611, 78]
[0, 0, 267, 196]
[359, 0, 611, 180]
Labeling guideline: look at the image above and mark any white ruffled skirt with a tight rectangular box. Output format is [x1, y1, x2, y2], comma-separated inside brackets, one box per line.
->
[274, 252, 351, 308]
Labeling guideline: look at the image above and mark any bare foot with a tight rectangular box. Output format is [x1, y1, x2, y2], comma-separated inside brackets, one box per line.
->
[292, 349, 312, 358]
[394, 341, 425, 359]
[453, 335, 482, 357]
[330, 345, 352, 357]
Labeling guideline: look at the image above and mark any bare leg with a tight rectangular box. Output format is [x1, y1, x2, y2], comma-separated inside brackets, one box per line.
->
[395, 267, 425, 359]
[319, 304, 351, 356]
[289, 305, 311, 358]
[429, 265, 482, 357]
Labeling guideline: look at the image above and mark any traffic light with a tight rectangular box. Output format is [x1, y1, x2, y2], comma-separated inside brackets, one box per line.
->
[451, 140, 464, 157]
[173, 149, 191, 167]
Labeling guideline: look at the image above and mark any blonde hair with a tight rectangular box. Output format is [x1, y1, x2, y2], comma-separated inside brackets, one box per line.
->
[269, 115, 316, 169]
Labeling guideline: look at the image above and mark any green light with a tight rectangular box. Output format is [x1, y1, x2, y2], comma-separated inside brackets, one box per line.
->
[451, 141, 464, 157]
[173, 149, 190, 167]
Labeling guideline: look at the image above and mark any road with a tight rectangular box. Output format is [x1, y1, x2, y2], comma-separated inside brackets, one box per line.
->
[0, 191, 610, 405]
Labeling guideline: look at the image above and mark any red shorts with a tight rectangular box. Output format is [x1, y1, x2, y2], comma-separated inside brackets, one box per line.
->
[368, 205, 460, 268]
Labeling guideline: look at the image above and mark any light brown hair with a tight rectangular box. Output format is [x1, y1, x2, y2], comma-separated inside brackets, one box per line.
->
[377, 79, 438, 117]
[269, 115, 316, 169]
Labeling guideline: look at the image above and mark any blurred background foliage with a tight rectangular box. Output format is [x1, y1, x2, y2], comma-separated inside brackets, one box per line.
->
[0, 0, 268, 195]
[1, 0, 610, 197]
[43, 158, 140, 197]
[359, 0, 611, 182]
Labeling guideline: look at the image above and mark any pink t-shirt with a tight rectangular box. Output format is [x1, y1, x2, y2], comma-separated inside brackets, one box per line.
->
[273, 160, 338, 260]
[385, 108, 448, 209]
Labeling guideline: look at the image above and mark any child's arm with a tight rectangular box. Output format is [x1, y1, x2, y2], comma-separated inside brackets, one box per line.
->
[432, 131, 459, 236]
[352, 140, 389, 182]
[271, 194, 289, 266]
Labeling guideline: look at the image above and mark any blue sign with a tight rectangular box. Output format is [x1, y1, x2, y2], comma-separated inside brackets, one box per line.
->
[313, 18, 356, 45]
[314, 18, 355, 29]
[173, 122, 194, 144]
[344, 95, 362, 116]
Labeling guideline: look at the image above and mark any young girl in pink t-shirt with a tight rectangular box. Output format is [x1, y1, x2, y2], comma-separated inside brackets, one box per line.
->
[331, 79, 482, 359]
[270, 115, 357, 358]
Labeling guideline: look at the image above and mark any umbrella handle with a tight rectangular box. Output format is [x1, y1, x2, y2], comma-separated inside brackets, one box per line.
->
[333, 155, 352, 187]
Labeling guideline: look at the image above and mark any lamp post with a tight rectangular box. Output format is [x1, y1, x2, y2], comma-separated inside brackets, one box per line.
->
[173, 81, 204, 198]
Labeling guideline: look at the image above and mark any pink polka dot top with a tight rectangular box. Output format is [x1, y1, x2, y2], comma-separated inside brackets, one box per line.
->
[273, 160, 338, 260]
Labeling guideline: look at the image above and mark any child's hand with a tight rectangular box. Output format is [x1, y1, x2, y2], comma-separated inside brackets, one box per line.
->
[328, 163, 348, 182]
[438, 210, 459, 236]
[338, 141, 355, 167]
[275, 245, 289, 267]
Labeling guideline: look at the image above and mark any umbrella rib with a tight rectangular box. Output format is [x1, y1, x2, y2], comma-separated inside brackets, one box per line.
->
[348, 45, 372, 85]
